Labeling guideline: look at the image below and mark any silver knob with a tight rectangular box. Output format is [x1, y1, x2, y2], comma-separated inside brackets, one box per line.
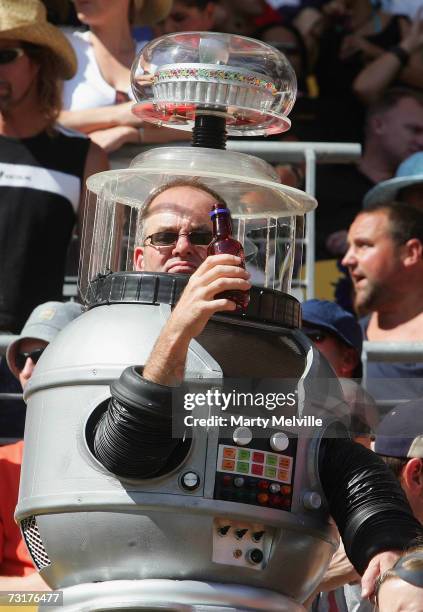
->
[233, 426, 252, 446]
[303, 491, 322, 510]
[270, 431, 289, 452]
[181, 471, 200, 491]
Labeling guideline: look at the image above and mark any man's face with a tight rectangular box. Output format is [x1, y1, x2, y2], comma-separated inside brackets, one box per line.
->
[154, 1, 215, 35]
[375, 98, 423, 167]
[377, 577, 423, 612]
[0, 40, 39, 112]
[342, 211, 404, 311]
[134, 185, 215, 273]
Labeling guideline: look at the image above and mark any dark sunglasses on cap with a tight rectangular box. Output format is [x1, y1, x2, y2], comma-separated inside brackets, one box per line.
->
[15, 347, 45, 371]
[0, 48, 25, 65]
[304, 330, 328, 343]
[144, 230, 213, 247]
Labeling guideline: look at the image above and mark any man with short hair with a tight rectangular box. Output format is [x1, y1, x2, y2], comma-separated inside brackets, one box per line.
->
[317, 88, 423, 259]
[342, 201, 423, 401]
[375, 399, 423, 524]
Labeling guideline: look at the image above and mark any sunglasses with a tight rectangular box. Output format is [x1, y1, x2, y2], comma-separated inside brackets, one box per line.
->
[304, 331, 327, 343]
[0, 48, 24, 65]
[15, 347, 45, 371]
[144, 230, 213, 247]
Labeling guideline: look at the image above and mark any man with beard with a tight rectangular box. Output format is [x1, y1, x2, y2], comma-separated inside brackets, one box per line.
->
[342, 201, 423, 401]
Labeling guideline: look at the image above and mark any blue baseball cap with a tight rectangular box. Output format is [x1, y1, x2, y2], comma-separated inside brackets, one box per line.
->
[301, 299, 363, 354]
[374, 399, 423, 458]
[363, 151, 423, 208]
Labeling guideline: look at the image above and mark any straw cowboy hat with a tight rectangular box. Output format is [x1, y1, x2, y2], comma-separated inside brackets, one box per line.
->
[0, 0, 77, 79]
[133, 0, 172, 26]
[363, 152, 423, 208]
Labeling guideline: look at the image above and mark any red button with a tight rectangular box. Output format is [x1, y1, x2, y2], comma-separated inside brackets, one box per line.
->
[251, 463, 264, 476]
[258, 480, 269, 490]
[252, 452, 265, 463]
[270, 494, 283, 506]
[280, 485, 291, 495]
[223, 475, 232, 486]
[257, 493, 269, 505]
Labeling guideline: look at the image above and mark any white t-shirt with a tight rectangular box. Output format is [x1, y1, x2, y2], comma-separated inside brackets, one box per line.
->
[62, 29, 146, 111]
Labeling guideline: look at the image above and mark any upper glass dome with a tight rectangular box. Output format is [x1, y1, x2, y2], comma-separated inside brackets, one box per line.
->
[131, 32, 297, 136]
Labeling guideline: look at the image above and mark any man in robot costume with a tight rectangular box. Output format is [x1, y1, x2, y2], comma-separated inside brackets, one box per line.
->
[93, 178, 423, 600]
[18, 31, 423, 610]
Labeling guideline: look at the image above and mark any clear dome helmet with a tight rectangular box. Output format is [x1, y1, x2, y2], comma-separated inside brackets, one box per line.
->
[79, 32, 316, 300]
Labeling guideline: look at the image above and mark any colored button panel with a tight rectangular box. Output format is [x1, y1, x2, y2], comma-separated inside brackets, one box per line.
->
[218, 444, 294, 485]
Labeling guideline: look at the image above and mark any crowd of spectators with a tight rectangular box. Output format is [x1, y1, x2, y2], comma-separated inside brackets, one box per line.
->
[1, 0, 423, 610]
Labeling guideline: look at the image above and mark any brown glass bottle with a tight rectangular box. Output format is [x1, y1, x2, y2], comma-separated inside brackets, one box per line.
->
[207, 203, 250, 311]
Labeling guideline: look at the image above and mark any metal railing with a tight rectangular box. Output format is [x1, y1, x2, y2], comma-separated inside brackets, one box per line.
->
[362, 341, 423, 407]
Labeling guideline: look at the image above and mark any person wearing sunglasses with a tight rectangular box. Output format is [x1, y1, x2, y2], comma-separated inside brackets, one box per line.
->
[0, 300, 82, 590]
[302, 299, 379, 612]
[0, 0, 108, 337]
[302, 299, 363, 381]
[133, 179, 228, 276]
[6, 301, 83, 390]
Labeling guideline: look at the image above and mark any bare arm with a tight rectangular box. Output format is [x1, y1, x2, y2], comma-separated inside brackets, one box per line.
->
[353, 14, 423, 105]
[58, 101, 141, 134]
[88, 123, 191, 154]
[143, 255, 251, 386]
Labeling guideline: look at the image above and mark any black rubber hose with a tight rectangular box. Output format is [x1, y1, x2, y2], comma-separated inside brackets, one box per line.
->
[320, 437, 423, 574]
[93, 366, 187, 479]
